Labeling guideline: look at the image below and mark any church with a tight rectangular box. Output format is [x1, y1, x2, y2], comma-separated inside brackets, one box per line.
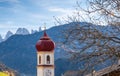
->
[36, 30, 55, 76]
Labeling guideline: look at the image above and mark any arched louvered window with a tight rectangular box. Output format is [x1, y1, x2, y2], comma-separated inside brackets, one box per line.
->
[47, 55, 50, 64]
[39, 56, 41, 64]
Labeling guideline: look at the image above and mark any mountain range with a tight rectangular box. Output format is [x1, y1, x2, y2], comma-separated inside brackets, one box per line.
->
[0, 23, 71, 76]
[0, 22, 117, 76]
[0, 27, 42, 42]
[15, 28, 30, 35]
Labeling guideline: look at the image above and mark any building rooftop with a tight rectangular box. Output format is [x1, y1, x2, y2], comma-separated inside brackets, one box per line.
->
[86, 64, 120, 76]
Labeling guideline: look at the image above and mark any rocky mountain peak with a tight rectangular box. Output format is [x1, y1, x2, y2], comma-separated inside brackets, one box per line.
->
[15, 28, 30, 35]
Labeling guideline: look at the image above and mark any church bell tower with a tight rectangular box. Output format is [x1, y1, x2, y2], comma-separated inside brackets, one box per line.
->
[36, 31, 55, 76]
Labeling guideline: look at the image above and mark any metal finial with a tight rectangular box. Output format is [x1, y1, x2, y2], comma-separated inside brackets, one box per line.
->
[43, 23, 48, 37]
[43, 23, 46, 31]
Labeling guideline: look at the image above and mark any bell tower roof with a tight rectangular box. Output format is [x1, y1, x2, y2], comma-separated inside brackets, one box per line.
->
[36, 31, 55, 51]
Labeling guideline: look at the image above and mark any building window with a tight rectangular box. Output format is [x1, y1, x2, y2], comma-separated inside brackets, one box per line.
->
[39, 56, 41, 64]
[47, 55, 50, 64]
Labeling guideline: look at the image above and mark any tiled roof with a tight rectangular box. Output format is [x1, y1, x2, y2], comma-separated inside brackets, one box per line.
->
[86, 64, 120, 76]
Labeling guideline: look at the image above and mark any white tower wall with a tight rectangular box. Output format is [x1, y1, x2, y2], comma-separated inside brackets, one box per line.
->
[37, 51, 54, 76]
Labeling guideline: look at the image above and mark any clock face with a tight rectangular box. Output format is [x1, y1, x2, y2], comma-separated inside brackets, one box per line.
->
[45, 69, 52, 76]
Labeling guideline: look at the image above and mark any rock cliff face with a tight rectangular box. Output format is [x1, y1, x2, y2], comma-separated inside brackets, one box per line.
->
[0, 35, 3, 42]
[1, 27, 42, 43]
[15, 28, 30, 35]
[31, 29, 37, 34]
[4, 31, 13, 40]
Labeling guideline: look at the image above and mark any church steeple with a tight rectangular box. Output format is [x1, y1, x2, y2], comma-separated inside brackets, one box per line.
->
[44, 31, 48, 37]
[36, 28, 55, 76]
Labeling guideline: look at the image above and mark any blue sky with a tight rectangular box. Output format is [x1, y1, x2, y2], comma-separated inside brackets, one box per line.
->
[0, 0, 86, 38]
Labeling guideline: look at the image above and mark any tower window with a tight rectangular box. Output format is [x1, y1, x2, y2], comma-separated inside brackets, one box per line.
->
[47, 55, 50, 64]
[39, 56, 41, 64]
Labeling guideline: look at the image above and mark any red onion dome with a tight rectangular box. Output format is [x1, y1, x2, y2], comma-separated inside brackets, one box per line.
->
[36, 31, 55, 51]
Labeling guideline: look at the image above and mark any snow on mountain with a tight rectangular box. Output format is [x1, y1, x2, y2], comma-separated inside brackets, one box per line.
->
[31, 29, 38, 34]
[15, 28, 30, 35]
[0, 35, 3, 42]
[0, 27, 41, 43]
[39, 27, 42, 32]
[31, 27, 42, 34]
[4, 31, 13, 40]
